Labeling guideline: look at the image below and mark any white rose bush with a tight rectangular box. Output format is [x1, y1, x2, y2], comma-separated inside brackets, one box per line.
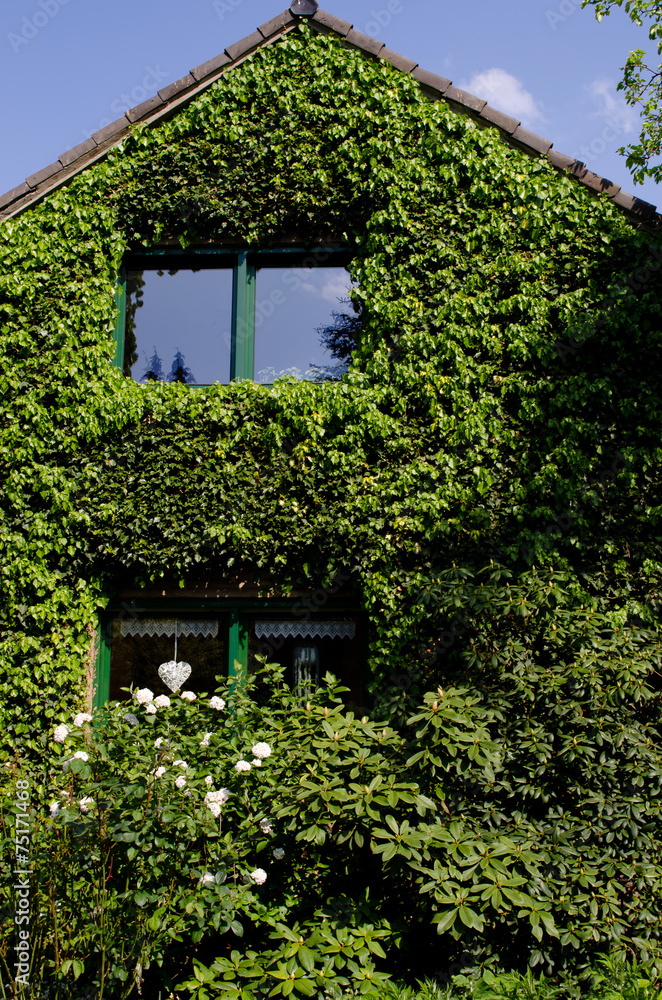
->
[1, 660, 437, 998]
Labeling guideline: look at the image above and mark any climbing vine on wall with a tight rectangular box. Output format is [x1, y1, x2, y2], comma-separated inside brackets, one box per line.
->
[2, 24, 662, 972]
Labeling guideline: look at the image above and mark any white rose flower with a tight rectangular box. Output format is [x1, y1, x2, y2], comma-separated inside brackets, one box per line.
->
[207, 801, 221, 818]
[259, 817, 273, 835]
[53, 725, 70, 744]
[204, 774, 214, 785]
[152, 766, 166, 778]
[273, 848, 285, 860]
[210, 696, 226, 711]
[235, 760, 251, 773]
[154, 737, 164, 749]
[73, 713, 93, 727]
[199, 872, 215, 885]
[154, 695, 170, 709]
[252, 758, 262, 767]
[249, 868, 267, 885]
[145, 704, 157, 715]
[205, 788, 230, 805]
[73, 751, 89, 762]
[180, 691, 197, 702]
[123, 713, 139, 727]
[173, 760, 188, 770]
[251, 742, 272, 760]
[49, 802, 60, 818]
[79, 797, 94, 813]
[134, 688, 154, 705]
[200, 733, 212, 747]
[175, 776, 187, 789]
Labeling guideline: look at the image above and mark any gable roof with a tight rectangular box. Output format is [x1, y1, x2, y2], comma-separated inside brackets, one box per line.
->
[1, 5, 659, 227]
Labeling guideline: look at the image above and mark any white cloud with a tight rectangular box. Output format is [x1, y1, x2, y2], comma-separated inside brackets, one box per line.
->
[587, 77, 637, 134]
[459, 68, 545, 128]
[301, 274, 351, 304]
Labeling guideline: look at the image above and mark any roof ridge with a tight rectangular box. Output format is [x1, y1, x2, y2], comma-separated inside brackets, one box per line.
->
[0, 6, 658, 226]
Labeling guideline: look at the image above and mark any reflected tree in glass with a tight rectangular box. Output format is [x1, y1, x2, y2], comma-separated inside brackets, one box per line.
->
[142, 349, 165, 382]
[168, 350, 196, 384]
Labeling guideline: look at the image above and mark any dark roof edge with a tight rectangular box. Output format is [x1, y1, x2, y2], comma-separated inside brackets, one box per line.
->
[1, 7, 658, 228]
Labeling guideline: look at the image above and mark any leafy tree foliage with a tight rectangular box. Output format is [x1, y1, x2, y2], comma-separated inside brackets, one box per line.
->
[583, 0, 662, 182]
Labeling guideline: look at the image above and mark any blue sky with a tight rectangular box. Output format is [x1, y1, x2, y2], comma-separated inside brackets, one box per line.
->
[1, 0, 659, 209]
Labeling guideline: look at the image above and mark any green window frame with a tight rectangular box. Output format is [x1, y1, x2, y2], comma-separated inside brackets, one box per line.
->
[114, 246, 353, 384]
[94, 603, 250, 711]
[93, 597, 364, 709]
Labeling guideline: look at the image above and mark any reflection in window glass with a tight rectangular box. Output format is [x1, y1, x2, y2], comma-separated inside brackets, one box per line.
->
[125, 269, 233, 385]
[254, 266, 354, 383]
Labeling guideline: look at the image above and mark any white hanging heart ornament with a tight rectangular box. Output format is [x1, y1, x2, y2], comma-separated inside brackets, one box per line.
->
[158, 660, 192, 693]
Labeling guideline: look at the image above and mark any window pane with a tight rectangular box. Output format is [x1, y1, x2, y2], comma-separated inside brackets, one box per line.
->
[246, 615, 364, 706]
[109, 616, 226, 700]
[126, 269, 233, 385]
[254, 266, 354, 383]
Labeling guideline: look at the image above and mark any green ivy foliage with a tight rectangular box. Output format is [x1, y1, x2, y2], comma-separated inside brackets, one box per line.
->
[1, 20, 662, 980]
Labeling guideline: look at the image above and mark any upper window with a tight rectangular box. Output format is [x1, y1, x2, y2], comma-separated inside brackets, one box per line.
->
[116, 248, 357, 385]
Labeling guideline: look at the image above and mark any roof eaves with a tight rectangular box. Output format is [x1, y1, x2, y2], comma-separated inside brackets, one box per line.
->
[1, 6, 659, 228]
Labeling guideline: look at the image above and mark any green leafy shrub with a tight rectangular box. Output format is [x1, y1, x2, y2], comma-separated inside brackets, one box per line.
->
[2, 659, 662, 997]
[358, 954, 659, 999]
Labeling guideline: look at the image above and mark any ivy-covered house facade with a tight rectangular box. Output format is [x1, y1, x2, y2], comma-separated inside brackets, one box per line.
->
[1, 0, 661, 741]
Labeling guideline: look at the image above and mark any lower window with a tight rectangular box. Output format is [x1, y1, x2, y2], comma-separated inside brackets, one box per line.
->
[98, 607, 364, 706]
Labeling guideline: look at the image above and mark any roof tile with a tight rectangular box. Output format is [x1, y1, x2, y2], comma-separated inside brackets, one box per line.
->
[312, 10, 352, 35]
[126, 94, 165, 123]
[578, 169, 621, 198]
[0, 181, 31, 211]
[511, 126, 553, 155]
[58, 138, 98, 168]
[191, 51, 231, 82]
[480, 104, 519, 134]
[547, 149, 586, 176]
[613, 190, 657, 218]
[225, 30, 264, 62]
[258, 10, 296, 38]
[26, 161, 63, 189]
[381, 47, 417, 74]
[345, 29, 385, 57]
[411, 66, 451, 96]
[158, 74, 195, 102]
[445, 85, 486, 114]
[92, 117, 131, 145]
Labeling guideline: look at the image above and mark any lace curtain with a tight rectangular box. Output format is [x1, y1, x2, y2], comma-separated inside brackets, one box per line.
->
[118, 619, 219, 639]
[254, 621, 356, 640]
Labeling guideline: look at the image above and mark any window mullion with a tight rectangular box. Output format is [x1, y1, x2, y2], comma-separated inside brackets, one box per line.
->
[228, 613, 248, 687]
[230, 253, 255, 380]
[114, 270, 126, 371]
[94, 625, 112, 710]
